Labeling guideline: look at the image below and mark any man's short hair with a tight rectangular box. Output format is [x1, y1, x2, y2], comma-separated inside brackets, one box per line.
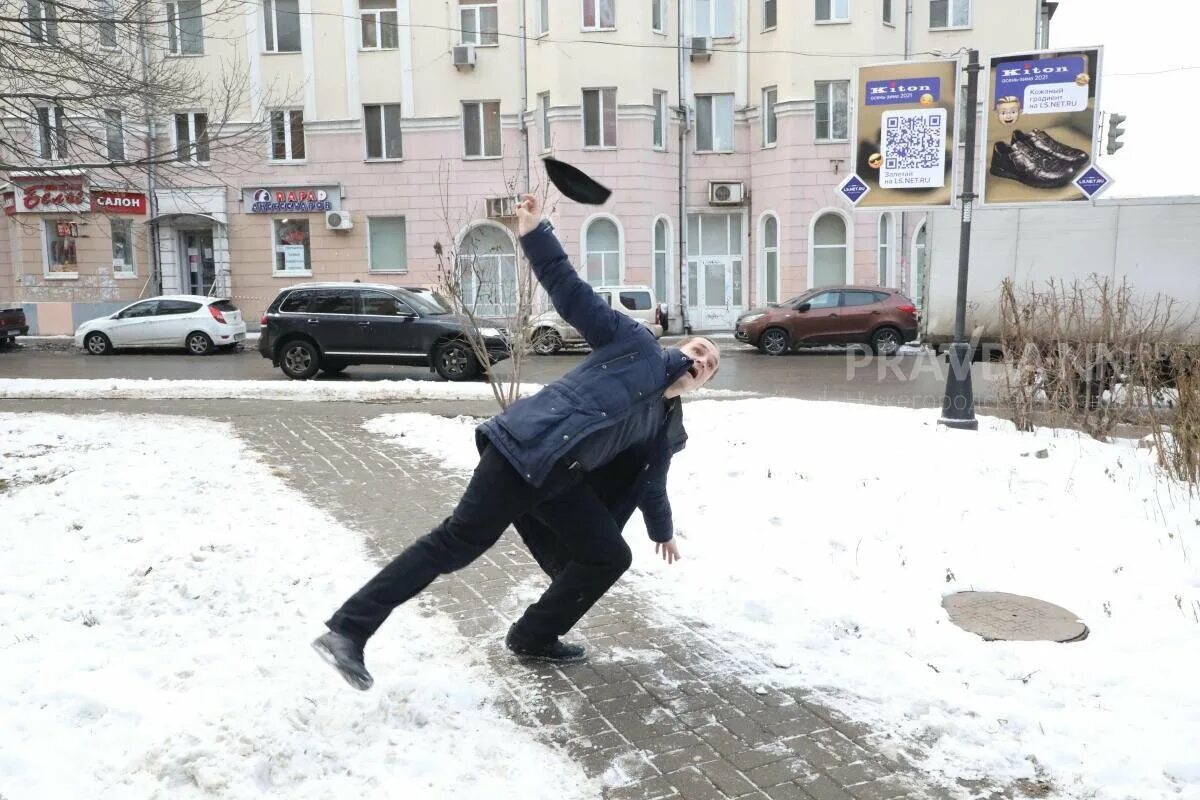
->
[685, 335, 721, 375]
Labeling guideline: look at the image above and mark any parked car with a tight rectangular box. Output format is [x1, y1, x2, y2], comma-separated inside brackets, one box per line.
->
[1, 306, 29, 346]
[258, 282, 510, 381]
[529, 284, 663, 354]
[735, 287, 918, 356]
[74, 295, 246, 355]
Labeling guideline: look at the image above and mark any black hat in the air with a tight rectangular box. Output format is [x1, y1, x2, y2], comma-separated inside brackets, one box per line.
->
[542, 157, 611, 205]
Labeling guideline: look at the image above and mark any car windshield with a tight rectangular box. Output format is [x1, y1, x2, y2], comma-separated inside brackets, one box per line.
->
[397, 289, 448, 315]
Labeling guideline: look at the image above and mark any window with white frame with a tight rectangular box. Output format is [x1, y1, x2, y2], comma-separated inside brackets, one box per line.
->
[653, 217, 670, 304]
[763, 0, 777, 29]
[582, 0, 615, 30]
[538, 92, 551, 151]
[459, 1, 498, 45]
[26, 0, 59, 43]
[536, 0, 549, 34]
[458, 223, 517, 317]
[463, 101, 501, 158]
[45, 219, 78, 275]
[105, 109, 125, 160]
[653, 90, 667, 150]
[651, 0, 665, 33]
[584, 217, 621, 285]
[368, 216, 407, 272]
[263, 0, 301, 52]
[99, 0, 117, 47]
[359, 0, 398, 48]
[877, 214, 892, 286]
[270, 109, 305, 160]
[111, 219, 135, 276]
[882, 0, 893, 24]
[274, 219, 311, 272]
[364, 103, 403, 160]
[166, 0, 204, 54]
[583, 88, 616, 148]
[762, 86, 777, 147]
[695, 93, 733, 153]
[174, 111, 209, 161]
[695, 0, 734, 37]
[761, 213, 778, 303]
[930, 0, 969, 28]
[814, 80, 849, 141]
[815, 0, 849, 22]
[812, 212, 847, 287]
[36, 105, 68, 160]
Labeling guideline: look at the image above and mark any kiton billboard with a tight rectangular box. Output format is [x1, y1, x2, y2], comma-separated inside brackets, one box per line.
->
[244, 186, 341, 214]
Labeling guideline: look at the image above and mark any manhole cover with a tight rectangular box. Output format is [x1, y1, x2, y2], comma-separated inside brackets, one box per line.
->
[943, 592, 1089, 643]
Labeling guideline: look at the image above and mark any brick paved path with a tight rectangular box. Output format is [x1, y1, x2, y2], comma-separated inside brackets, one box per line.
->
[10, 399, 1013, 800]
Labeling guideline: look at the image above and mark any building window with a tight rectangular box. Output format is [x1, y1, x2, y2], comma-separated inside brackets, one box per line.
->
[761, 213, 778, 303]
[274, 219, 311, 273]
[913, 221, 928, 308]
[877, 214, 892, 286]
[582, 0, 615, 30]
[364, 104, 403, 160]
[815, 80, 849, 141]
[653, 217, 670, 304]
[651, 0, 665, 33]
[695, 93, 733, 153]
[538, 92, 551, 151]
[368, 216, 407, 272]
[930, 0, 970, 28]
[44, 219, 78, 275]
[811, 212, 847, 287]
[111, 219, 135, 276]
[105, 109, 125, 160]
[584, 217, 621, 285]
[166, 0, 204, 54]
[270, 109, 305, 160]
[459, 1, 498, 45]
[462, 100, 501, 158]
[263, 0, 301, 52]
[695, 0, 734, 37]
[458, 223, 517, 317]
[762, 86, 777, 147]
[763, 0, 777, 29]
[26, 0, 59, 43]
[653, 90, 668, 150]
[882, 0, 893, 24]
[174, 111, 210, 162]
[816, 0, 849, 22]
[36, 106, 68, 160]
[99, 0, 117, 47]
[360, 0, 398, 48]
[537, 0, 549, 34]
[583, 88, 616, 148]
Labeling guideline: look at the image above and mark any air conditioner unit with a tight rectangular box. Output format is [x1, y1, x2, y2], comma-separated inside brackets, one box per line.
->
[708, 181, 745, 205]
[690, 36, 712, 62]
[452, 45, 477, 70]
[325, 210, 353, 230]
[486, 196, 517, 218]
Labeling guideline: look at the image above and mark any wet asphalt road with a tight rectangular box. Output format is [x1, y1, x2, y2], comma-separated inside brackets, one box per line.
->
[0, 338, 1002, 409]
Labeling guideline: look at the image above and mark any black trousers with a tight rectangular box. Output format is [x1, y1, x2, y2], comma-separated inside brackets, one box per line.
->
[327, 444, 633, 647]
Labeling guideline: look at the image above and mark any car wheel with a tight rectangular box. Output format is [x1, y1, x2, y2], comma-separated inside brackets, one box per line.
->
[186, 331, 214, 355]
[320, 361, 348, 376]
[84, 332, 112, 355]
[869, 326, 902, 356]
[280, 339, 320, 380]
[758, 327, 791, 356]
[532, 327, 563, 355]
[434, 339, 480, 381]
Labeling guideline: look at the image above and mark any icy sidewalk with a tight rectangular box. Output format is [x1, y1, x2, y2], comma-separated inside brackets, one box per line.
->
[0, 413, 594, 800]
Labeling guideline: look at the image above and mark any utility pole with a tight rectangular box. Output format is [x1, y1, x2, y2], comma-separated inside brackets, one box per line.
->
[676, 0, 690, 333]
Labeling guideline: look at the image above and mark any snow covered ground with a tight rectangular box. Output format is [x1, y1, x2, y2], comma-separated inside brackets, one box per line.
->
[368, 399, 1200, 800]
[0, 413, 594, 799]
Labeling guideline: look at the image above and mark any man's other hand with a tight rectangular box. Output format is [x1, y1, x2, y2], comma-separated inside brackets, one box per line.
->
[655, 539, 681, 565]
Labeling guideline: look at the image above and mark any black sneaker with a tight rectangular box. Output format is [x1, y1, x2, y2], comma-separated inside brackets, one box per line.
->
[505, 623, 587, 664]
[312, 630, 374, 690]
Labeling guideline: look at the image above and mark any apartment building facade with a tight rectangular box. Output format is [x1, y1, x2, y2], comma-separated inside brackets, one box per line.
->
[1, 0, 1052, 333]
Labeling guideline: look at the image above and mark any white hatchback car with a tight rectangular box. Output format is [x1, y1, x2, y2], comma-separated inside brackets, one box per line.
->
[74, 295, 247, 355]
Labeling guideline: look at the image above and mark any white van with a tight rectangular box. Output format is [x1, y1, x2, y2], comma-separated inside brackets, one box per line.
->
[529, 285, 663, 354]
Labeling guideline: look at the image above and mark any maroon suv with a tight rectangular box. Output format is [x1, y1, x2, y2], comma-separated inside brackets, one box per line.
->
[735, 287, 918, 356]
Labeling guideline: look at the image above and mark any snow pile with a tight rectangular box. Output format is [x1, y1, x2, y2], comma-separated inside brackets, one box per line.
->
[0, 413, 594, 799]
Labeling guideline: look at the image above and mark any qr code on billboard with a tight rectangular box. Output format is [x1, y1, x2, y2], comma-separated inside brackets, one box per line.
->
[879, 110, 946, 189]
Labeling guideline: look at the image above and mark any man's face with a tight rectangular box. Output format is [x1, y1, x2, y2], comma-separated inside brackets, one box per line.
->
[671, 337, 720, 394]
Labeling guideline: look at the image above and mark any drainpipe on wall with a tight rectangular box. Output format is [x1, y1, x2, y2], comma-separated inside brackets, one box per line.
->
[677, 0, 690, 334]
[518, 0, 530, 194]
[899, 0, 913, 293]
[139, 3, 162, 297]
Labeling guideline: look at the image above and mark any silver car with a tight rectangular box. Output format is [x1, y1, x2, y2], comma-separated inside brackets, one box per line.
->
[529, 285, 663, 354]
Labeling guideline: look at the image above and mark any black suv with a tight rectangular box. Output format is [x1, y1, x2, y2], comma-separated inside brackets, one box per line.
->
[258, 282, 510, 380]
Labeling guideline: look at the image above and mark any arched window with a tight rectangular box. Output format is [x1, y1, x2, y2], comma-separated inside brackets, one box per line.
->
[811, 212, 847, 288]
[913, 221, 928, 309]
[760, 213, 779, 303]
[457, 222, 517, 317]
[877, 214, 892, 287]
[584, 216, 621, 285]
[653, 217, 670, 303]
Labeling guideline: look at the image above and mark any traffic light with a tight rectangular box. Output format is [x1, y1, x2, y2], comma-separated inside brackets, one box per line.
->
[1106, 113, 1127, 155]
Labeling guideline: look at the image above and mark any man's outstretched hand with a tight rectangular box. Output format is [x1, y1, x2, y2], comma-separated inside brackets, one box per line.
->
[655, 539, 681, 565]
[517, 194, 542, 237]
